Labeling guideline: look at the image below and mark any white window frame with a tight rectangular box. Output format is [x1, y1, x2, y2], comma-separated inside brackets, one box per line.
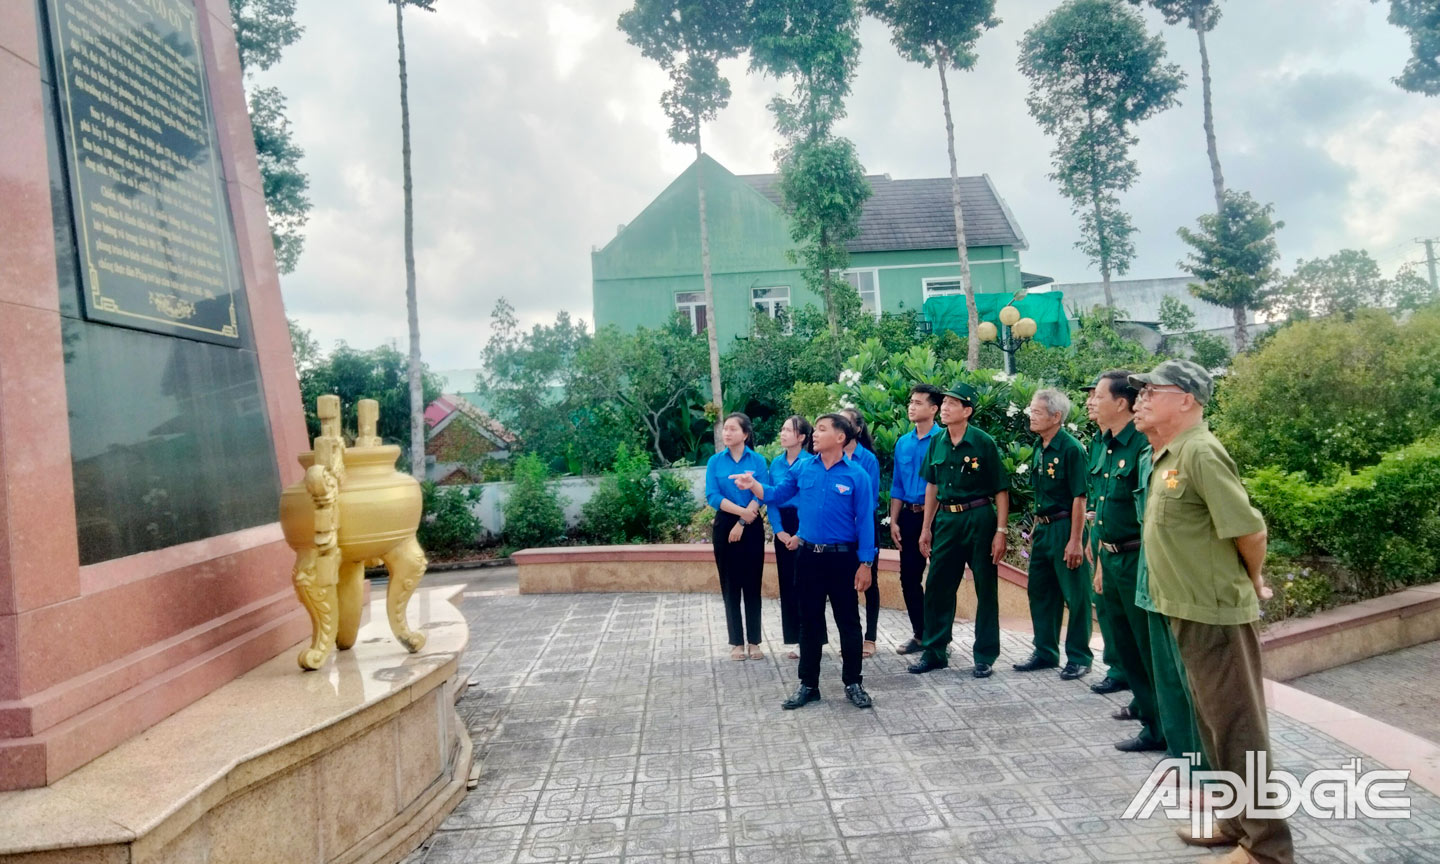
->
[674, 291, 708, 335]
[842, 268, 882, 318]
[750, 285, 791, 328]
[922, 276, 967, 303]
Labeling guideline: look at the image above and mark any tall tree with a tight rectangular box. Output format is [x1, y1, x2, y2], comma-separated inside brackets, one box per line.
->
[1019, 0, 1183, 311]
[750, 0, 870, 337]
[618, 0, 748, 451]
[865, 0, 998, 368]
[1129, 0, 1226, 213]
[1375, 0, 1440, 96]
[391, 0, 437, 480]
[1176, 189, 1282, 351]
[230, 0, 311, 274]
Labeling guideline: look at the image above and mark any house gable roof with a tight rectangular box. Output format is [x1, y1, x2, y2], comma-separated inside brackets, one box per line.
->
[737, 172, 1027, 252]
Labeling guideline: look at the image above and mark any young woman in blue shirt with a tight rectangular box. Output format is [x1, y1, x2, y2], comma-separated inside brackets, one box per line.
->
[705, 412, 770, 660]
[768, 415, 813, 660]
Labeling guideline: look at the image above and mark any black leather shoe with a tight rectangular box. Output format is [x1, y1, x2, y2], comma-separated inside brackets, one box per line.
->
[782, 685, 820, 710]
[1012, 654, 1058, 672]
[1114, 734, 1167, 753]
[971, 663, 993, 679]
[1090, 676, 1129, 695]
[1059, 663, 1091, 680]
[907, 656, 948, 674]
[845, 683, 873, 709]
[895, 638, 923, 655]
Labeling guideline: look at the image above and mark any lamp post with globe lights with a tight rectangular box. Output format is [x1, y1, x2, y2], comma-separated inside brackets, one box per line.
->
[979, 304, 1038, 375]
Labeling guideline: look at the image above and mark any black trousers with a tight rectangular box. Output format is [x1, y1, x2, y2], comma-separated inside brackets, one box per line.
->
[798, 547, 863, 688]
[863, 533, 880, 642]
[773, 507, 802, 644]
[896, 506, 927, 641]
[712, 511, 763, 646]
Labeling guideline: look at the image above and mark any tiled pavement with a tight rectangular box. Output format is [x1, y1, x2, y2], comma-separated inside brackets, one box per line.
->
[1290, 639, 1440, 746]
[405, 591, 1440, 863]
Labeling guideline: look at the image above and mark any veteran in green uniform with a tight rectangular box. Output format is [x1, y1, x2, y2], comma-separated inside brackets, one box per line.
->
[909, 383, 1010, 678]
[1086, 371, 1165, 751]
[1014, 388, 1092, 678]
[1129, 443, 1208, 769]
[1130, 359, 1293, 864]
[1082, 375, 1130, 697]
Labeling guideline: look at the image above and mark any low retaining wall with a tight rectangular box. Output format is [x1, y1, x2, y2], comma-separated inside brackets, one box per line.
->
[512, 544, 1036, 624]
[1259, 583, 1440, 680]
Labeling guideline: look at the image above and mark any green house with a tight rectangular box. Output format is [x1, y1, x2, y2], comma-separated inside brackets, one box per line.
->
[592, 155, 1045, 347]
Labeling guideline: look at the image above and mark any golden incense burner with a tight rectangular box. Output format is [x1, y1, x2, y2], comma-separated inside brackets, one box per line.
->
[280, 395, 428, 670]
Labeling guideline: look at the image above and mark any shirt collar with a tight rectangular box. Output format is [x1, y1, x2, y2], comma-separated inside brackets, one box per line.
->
[1153, 422, 1207, 462]
[1105, 419, 1138, 447]
[913, 423, 938, 441]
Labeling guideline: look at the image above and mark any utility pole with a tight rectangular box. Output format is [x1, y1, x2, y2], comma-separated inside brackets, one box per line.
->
[1421, 238, 1439, 294]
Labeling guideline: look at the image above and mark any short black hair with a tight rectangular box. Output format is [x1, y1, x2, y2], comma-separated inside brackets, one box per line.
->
[817, 412, 856, 444]
[910, 383, 944, 409]
[1099, 370, 1139, 411]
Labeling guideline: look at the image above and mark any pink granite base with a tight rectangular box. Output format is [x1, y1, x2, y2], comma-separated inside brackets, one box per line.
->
[0, 529, 329, 791]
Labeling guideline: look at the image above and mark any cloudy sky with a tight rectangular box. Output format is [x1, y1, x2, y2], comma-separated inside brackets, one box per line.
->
[256, 0, 1440, 371]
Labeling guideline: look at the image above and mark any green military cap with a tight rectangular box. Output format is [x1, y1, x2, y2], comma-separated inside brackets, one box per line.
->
[943, 382, 977, 404]
[1128, 359, 1213, 405]
[1080, 374, 1103, 392]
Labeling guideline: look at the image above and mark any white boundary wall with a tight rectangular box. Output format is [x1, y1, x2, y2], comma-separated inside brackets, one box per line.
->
[454, 467, 706, 538]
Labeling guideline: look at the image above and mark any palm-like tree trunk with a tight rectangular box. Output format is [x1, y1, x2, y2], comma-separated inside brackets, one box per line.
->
[938, 55, 978, 370]
[1192, 3, 1225, 215]
[694, 138, 724, 452]
[396, 1, 424, 480]
[1231, 303, 1248, 353]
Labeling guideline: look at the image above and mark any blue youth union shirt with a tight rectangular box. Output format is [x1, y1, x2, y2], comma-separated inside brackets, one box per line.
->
[705, 447, 770, 510]
[849, 444, 881, 510]
[763, 455, 876, 563]
[890, 424, 939, 505]
[768, 450, 811, 512]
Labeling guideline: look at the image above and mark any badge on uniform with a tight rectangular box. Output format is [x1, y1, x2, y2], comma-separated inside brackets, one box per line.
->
[1119, 459, 1126, 469]
[835, 484, 851, 495]
[1165, 468, 1179, 489]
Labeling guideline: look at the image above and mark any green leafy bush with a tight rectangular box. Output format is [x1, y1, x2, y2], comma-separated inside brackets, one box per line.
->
[418, 482, 484, 555]
[1247, 437, 1440, 588]
[1215, 307, 1440, 478]
[503, 454, 568, 550]
[579, 444, 700, 544]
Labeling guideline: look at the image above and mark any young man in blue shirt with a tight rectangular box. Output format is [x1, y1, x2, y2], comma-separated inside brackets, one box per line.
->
[889, 384, 943, 654]
[733, 414, 876, 710]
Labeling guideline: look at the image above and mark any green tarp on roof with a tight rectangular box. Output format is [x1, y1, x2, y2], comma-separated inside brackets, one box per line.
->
[922, 292, 1071, 348]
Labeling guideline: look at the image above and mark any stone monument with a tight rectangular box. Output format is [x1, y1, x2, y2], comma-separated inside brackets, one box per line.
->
[0, 0, 310, 790]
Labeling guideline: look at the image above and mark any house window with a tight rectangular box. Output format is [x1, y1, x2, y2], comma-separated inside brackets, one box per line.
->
[675, 291, 707, 334]
[752, 286, 790, 322]
[842, 269, 881, 317]
[922, 277, 965, 302]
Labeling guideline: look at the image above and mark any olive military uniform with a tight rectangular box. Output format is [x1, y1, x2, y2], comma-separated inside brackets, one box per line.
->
[1087, 433, 1128, 689]
[1144, 421, 1293, 864]
[1134, 450, 1207, 765]
[1025, 428, 1092, 667]
[919, 422, 1008, 667]
[1093, 421, 1161, 744]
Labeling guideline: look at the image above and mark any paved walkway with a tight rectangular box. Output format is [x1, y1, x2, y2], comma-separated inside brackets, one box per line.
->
[406, 592, 1440, 864]
[1290, 639, 1440, 746]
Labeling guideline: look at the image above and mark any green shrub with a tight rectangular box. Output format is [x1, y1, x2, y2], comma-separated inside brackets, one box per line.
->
[1247, 437, 1440, 587]
[503, 454, 568, 550]
[417, 482, 484, 555]
[1264, 561, 1335, 620]
[1215, 307, 1440, 477]
[578, 444, 700, 544]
